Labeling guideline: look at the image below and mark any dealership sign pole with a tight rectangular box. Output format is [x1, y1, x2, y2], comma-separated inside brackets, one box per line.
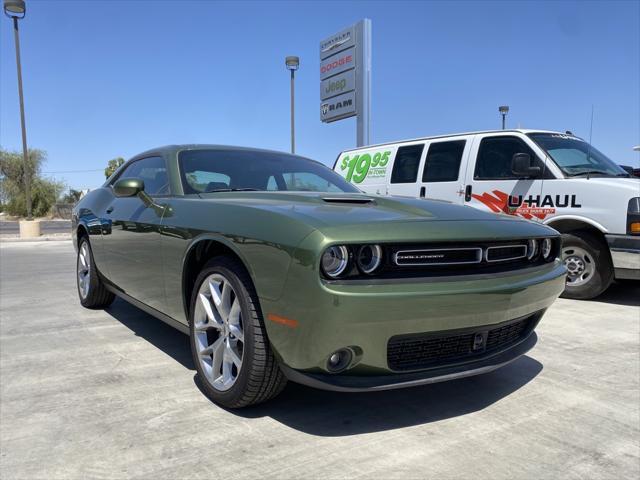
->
[320, 19, 371, 147]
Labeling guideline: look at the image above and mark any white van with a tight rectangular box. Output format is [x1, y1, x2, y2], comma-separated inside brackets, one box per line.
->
[334, 129, 640, 299]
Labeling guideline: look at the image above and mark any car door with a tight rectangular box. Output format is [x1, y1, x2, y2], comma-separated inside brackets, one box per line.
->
[417, 137, 471, 204]
[463, 134, 545, 221]
[102, 155, 170, 312]
[386, 143, 426, 197]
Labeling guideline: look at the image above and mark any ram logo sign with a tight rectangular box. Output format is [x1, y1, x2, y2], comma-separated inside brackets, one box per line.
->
[320, 91, 356, 122]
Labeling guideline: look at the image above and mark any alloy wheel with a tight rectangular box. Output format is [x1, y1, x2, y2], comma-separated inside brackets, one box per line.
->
[77, 242, 91, 299]
[193, 273, 244, 392]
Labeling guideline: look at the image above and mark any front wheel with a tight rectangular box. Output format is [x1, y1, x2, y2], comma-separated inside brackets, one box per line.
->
[189, 256, 286, 408]
[561, 232, 613, 300]
[77, 237, 115, 308]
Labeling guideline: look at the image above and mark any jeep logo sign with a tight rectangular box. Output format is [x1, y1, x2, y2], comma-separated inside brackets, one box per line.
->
[320, 70, 355, 101]
[319, 19, 370, 140]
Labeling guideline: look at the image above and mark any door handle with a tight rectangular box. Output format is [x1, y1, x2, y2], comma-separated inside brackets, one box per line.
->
[464, 185, 472, 202]
[419, 186, 426, 198]
[106, 206, 114, 214]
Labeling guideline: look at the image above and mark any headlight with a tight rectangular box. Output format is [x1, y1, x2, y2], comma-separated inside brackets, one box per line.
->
[357, 244, 382, 274]
[321, 246, 349, 278]
[527, 239, 538, 260]
[541, 238, 552, 259]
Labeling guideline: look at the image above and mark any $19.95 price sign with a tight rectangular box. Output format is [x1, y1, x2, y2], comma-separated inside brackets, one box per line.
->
[339, 150, 392, 183]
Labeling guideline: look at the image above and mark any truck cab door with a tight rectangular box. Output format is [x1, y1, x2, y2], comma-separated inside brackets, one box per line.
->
[417, 137, 472, 204]
[463, 134, 545, 221]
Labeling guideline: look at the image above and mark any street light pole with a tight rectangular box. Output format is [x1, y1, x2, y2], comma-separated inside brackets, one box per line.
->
[499, 105, 509, 130]
[4, 0, 31, 220]
[285, 56, 299, 154]
[290, 68, 295, 154]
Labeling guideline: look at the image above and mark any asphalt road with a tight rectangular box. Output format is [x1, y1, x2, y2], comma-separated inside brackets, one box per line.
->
[0, 219, 71, 234]
[1, 241, 638, 479]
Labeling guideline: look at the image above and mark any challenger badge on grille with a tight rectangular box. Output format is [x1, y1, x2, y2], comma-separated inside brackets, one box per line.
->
[394, 247, 482, 266]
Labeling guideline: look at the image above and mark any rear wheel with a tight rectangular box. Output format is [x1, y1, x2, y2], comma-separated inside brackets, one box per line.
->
[77, 237, 115, 308]
[189, 256, 286, 408]
[561, 232, 613, 299]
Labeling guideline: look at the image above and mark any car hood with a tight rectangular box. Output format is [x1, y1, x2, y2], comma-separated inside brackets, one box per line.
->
[199, 191, 556, 242]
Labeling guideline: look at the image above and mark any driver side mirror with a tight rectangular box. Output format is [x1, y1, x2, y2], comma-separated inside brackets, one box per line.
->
[512, 153, 541, 178]
[113, 177, 155, 208]
[113, 178, 144, 197]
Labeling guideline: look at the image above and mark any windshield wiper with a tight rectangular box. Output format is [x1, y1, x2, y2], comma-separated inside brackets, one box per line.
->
[205, 188, 261, 193]
[566, 170, 610, 178]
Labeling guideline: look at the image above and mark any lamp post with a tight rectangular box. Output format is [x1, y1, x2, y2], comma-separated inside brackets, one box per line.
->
[285, 56, 299, 154]
[4, 0, 32, 221]
[498, 105, 509, 130]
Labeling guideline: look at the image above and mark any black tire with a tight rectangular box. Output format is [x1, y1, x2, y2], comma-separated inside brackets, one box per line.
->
[561, 231, 613, 300]
[76, 236, 115, 309]
[189, 256, 286, 408]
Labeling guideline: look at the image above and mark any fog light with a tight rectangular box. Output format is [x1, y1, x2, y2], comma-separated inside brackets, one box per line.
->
[326, 348, 353, 373]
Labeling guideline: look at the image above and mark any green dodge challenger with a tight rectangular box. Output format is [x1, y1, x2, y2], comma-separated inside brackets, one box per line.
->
[73, 145, 566, 408]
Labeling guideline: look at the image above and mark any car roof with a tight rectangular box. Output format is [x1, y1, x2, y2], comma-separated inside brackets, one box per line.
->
[129, 144, 304, 162]
[339, 129, 572, 154]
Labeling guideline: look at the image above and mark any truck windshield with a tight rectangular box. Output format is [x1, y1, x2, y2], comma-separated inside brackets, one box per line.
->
[528, 133, 629, 177]
[179, 149, 360, 194]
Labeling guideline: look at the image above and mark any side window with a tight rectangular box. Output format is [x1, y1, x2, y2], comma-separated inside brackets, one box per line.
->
[422, 140, 465, 182]
[116, 156, 170, 195]
[474, 137, 540, 180]
[390, 144, 425, 184]
[266, 176, 279, 191]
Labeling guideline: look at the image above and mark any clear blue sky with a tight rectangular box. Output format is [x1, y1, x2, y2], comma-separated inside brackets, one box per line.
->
[1, 0, 639, 190]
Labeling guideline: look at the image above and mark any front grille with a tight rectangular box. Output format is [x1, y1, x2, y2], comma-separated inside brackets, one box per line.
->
[486, 245, 527, 262]
[486, 319, 530, 350]
[387, 314, 536, 372]
[394, 248, 482, 266]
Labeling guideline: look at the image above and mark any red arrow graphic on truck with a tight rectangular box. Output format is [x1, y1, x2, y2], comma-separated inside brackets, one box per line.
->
[471, 190, 556, 220]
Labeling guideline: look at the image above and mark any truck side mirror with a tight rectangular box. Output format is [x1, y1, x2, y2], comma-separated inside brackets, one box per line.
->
[512, 153, 541, 178]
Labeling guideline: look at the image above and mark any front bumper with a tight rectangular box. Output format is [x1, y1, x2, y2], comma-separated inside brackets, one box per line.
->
[262, 260, 566, 375]
[280, 331, 537, 392]
[606, 234, 640, 280]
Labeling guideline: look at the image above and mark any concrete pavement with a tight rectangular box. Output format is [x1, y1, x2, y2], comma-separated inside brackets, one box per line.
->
[0, 241, 638, 479]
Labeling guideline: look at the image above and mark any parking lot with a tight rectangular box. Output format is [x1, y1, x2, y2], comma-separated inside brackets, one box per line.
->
[0, 240, 638, 479]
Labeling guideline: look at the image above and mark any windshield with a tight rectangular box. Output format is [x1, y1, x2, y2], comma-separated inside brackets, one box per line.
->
[528, 133, 628, 177]
[179, 149, 360, 194]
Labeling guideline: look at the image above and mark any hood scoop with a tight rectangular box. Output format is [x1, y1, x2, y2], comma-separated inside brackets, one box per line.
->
[321, 196, 375, 205]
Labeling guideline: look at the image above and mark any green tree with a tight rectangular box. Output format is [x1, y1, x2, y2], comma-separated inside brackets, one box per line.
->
[0, 148, 64, 217]
[105, 157, 125, 178]
[62, 188, 83, 204]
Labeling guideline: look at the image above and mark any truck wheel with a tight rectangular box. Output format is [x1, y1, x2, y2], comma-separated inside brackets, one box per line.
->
[189, 256, 286, 408]
[561, 232, 613, 300]
[77, 236, 115, 308]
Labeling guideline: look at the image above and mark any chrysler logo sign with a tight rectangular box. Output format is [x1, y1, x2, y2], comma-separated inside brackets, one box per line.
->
[319, 26, 355, 60]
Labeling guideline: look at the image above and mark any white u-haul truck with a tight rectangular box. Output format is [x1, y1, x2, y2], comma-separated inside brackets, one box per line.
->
[334, 129, 640, 299]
